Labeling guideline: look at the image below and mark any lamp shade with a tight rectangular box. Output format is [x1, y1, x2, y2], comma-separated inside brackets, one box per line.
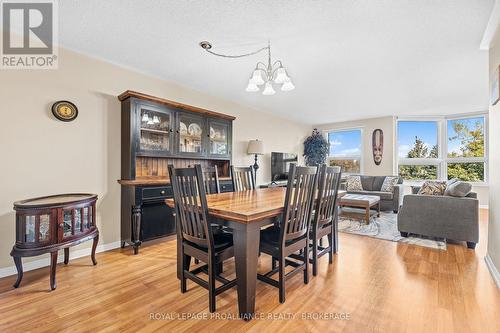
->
[274, 67, 289, 84]
[245, 80, 260, 92]
[262, 82, 276, 95]
[247, 139, 264, 155]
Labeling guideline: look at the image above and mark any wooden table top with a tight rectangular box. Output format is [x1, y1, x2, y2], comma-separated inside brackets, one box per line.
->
[165, 188, 346, 224]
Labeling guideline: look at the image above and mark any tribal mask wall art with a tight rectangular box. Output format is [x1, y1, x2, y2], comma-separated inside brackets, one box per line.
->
[372, 129, 383, 166]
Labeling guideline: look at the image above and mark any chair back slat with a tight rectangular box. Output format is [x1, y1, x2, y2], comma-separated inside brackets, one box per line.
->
[280, 164, 318, 242]
[169, 164, 214, 249]
[313, 165, 342, 230]
[202, 166, 220, 194]
[231, 166, 255, 191]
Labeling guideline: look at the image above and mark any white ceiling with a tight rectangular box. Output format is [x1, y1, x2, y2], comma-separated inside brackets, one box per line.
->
[59, 0, 494, 124]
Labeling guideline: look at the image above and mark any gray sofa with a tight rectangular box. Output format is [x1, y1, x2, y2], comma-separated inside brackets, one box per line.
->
[397, 186, 479, 249]
[342, 176, 404, 213]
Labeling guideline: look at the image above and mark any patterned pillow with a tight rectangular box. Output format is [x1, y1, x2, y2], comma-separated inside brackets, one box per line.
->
[346, 175, 363, 191]
[380, 176, 399, 192]
[417, 181, 447, 196]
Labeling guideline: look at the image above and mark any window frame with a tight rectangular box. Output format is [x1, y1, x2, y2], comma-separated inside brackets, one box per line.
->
[444, 114, 488, 184]
[324, 127, 364, 175]
[395, 112, 488, 185]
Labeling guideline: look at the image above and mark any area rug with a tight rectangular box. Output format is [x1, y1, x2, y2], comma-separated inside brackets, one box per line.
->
[338, 212, 446, 250]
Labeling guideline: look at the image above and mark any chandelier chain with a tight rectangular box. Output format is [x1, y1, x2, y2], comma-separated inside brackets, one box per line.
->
[202, 46, 269, 59]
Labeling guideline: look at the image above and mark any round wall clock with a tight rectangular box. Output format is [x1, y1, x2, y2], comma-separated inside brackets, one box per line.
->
[52, 101, 78, 122]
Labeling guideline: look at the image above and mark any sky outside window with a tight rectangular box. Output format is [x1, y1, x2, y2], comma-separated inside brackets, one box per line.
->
[398, 121, 438, 158]
[328, 129, 361, 157]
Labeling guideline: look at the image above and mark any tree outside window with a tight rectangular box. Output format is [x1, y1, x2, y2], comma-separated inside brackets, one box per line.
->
[397, 116, 487, 183]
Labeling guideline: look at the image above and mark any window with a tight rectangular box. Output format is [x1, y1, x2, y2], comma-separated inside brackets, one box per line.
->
[446, 116, 486, 182]
[396, 114, 488, 183]
[397, 121, 440, 180]
[327, 129, 362, 174]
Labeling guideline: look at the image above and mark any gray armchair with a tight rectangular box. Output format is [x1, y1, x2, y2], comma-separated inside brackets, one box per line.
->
[397, 186, 479, 249]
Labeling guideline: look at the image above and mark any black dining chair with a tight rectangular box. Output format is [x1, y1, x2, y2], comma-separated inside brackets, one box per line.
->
[257, 164, 318, 303]
[194, 165, 222, 265]
[202, 165, 220, 194]
[310, 165, 342, 276]
[168, 164, 236, 313]
[231, 166, 255, 191]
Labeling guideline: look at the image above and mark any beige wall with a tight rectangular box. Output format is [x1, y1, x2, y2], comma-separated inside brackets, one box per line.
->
[0, 48, 309, 272]
[315, 116, 396, 176]
[488, 31, 500, 277]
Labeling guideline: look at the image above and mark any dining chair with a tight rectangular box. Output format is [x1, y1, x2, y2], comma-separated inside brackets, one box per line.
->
[310, 165, 342, 276]
[202, 165, 220, 194]
[231, 166, 255, 191]
[257, 163, 318, 303]
[194, 165, 222, 265]
[168, 164, 236, 313]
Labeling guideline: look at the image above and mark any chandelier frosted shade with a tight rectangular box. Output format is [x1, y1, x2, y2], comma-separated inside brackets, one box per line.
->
[281, 78, 295, 91]
[262, 82, 276, 95]
[274, 67, 289, 84]
[245, 80, 260, 92]
[250, 69, 265, 85]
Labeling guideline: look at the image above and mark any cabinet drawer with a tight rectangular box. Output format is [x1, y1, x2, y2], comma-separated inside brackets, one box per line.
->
[220, 182, 234, 193]
[142, 186, 172, 200]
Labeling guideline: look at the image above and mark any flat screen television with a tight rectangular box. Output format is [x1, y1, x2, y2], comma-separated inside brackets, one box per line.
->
[271, 152, 298, 181]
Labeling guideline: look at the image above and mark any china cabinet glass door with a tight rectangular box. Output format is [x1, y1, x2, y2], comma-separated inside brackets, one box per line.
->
[177, 113, 205, 157]
[208, 119, 231, 158]
[137, 104, 173, 156]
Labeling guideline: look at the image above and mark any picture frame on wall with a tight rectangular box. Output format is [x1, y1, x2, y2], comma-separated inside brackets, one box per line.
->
[491, 65, 500, 106]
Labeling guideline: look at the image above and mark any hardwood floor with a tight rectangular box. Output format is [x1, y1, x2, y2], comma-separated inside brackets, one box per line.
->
[0, 209, 498, 333]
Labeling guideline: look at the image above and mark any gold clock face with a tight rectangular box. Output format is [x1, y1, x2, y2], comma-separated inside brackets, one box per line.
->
[52, 101, 78, 121]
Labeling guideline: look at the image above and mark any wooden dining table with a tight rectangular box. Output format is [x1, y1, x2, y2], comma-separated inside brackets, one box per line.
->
[165, 187, 345, 319]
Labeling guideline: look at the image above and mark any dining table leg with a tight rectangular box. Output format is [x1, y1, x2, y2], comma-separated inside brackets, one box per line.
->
[231, 222, 262, 320]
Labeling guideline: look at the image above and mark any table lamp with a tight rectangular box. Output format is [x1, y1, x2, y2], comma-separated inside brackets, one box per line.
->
[247, 139, 264, 182]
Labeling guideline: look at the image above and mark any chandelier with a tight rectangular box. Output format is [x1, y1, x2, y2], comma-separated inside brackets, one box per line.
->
[199, 40, 295, 95]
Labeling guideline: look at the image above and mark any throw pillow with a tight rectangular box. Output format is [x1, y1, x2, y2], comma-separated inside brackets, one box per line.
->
[380, 176, 399, 192]
[417, 181, 447, 196]
[447, 178, 459, 187]
[346, 175, 363, 191]
[444, 181, 472, 197]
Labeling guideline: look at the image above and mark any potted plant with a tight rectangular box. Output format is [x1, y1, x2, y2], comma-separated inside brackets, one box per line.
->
[303, 128, 329, 166]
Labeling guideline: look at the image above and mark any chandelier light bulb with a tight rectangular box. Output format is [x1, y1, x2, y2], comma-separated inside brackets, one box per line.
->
[274, 67, 289, 84]
[281, 78, 295, 92]
[245, 80, 260, 92]
[250, 69, 265, 85]
[262, 82, 276, 95]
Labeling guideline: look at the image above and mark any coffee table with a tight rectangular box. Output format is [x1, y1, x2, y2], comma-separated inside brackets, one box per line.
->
[339, 194, 381, 224]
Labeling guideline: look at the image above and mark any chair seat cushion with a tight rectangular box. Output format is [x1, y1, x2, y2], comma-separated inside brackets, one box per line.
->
[260, 226, 306, 245]
[186, 231, 233, 251]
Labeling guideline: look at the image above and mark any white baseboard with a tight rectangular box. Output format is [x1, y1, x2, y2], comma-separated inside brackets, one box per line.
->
[0, 241, 122, 279]
[485, 254, 500, 289]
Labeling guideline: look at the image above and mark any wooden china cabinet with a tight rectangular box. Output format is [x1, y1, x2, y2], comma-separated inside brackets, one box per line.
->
[117, 91, 235, 254]
[11, 194, 99, 290]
